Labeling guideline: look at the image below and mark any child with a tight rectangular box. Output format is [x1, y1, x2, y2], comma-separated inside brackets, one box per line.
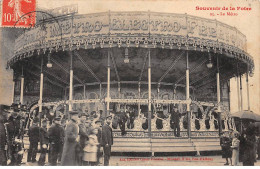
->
[83, 128, 99, 166]
[231, 131, 240, 166]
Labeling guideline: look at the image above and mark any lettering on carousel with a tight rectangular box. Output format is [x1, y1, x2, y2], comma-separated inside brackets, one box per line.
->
[14, 13, 247, 54]
[48, 20, 105, 38]
[110, 19, 148, 31]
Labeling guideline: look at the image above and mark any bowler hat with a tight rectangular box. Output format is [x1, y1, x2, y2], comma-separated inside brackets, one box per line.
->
[69, 111, 79, 115]
[81, 113, 88, 117]
[54, 117, 61, 121]
[95, 119, 102, 124]
[42, 119, 47, 123]
[106, 115, 112, 119]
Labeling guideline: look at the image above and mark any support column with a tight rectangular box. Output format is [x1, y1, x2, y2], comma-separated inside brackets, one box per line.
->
[38, 57, 44, 126]
[20, 66, 24, 104]
[39, 72, 44, 113]
[246, 65, 250, 110]
[64, 88, 68, 118]
[236, 63, 241, 111]
[118, 82, 121, 111]
[227, 81, 231, 111]
[83, 85, 86, 99]
[216, 56, 222, 135]
[106, 50, 111, 116]
[12, 80, 15, 103]
[186, 51, 191, 138]
[240, 74, 243, 110]
[100, 83, 102, 99]
[157, 83, 160, 107]
[138, 82, 141, 115]
[148, 49, 152, 137]
[173, 85, 176, 108]
[69, 53, 73, 111]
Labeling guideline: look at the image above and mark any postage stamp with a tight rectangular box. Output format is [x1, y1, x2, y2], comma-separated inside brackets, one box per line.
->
[1, 0, 36, 27]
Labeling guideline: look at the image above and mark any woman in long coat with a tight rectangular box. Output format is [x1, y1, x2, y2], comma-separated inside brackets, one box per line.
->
[220, 132, 232, 165]
[231, 132, 240, 166]
[61, 111, 79, 166]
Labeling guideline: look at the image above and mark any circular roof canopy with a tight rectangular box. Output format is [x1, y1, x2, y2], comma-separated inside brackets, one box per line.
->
[7, 11, 254, 90]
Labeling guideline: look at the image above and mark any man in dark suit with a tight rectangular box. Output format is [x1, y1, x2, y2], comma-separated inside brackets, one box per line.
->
[0, 104, 11, 166]
[170, 106, 181, 137]
[101, 115, 113, 166]
[27, 117, 40, 163]
[118, 110, 128, 136]
[38, 119, 49, 166]
[48, 117, 65, 166]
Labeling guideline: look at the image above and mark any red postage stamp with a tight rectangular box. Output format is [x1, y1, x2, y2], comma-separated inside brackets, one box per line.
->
[1, 0, 36, 27]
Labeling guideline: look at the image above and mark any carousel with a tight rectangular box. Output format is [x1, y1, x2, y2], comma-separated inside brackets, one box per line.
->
[6, 9, 255, 153]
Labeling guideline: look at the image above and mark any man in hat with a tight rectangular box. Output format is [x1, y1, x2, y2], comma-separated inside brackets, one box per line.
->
[0, 105, 11, 166]
[61, 111, 80, 166]
[78, 114, 91, 165]
[6, 104, 24, 165]
[101, 115, 113, 166]
[27, 117, 40, 163]
[38, 119, 49, 166]
[169, 105, 182, 137]
[118, 110, 128, 136]
[48, 117, 64, 166]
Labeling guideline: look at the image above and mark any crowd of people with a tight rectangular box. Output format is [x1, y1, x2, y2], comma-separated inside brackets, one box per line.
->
[220, 121, 260, 166]
[0, 103, 113, 166]
[1, 103, 260, 166]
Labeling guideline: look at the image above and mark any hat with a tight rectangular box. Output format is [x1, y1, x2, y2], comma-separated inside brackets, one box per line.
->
[91, 111, 96, 116]
[81, 113, 88, 117]
[69, 111, 79, 115]
[33, 117, 39, 123]
[11, 104, 19, 112]
[54, 117, 61, 121]
[42, 119, 47, 123]
[95, 119, 102, 124]
[105, 115, 112, 119]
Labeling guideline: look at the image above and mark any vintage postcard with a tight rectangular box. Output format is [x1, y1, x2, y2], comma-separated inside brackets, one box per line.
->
[0, 0, 259, 166]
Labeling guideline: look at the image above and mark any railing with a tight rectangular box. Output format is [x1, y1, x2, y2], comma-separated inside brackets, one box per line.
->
[31, 98, 235, 138]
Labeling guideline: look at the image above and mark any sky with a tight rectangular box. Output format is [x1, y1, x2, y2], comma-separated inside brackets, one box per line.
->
[0, 0, 259, 114]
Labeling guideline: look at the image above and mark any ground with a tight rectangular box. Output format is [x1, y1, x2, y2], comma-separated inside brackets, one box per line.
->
[20, 152, 260, 166]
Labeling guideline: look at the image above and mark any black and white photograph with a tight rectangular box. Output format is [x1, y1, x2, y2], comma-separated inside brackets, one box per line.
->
[0, 0, 259, 166]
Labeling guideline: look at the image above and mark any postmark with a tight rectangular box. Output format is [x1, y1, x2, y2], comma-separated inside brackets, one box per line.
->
[1, 0, 36, 27]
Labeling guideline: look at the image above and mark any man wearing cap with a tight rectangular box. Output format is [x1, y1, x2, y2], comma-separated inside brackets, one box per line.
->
[101, 115, 113, 166]
[27, 117, 40, 163]
[38, 119, 49, 166]
[6, 104, 24, 165]
[48, 117, 65, 166]
[61, 111, 80, 166]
